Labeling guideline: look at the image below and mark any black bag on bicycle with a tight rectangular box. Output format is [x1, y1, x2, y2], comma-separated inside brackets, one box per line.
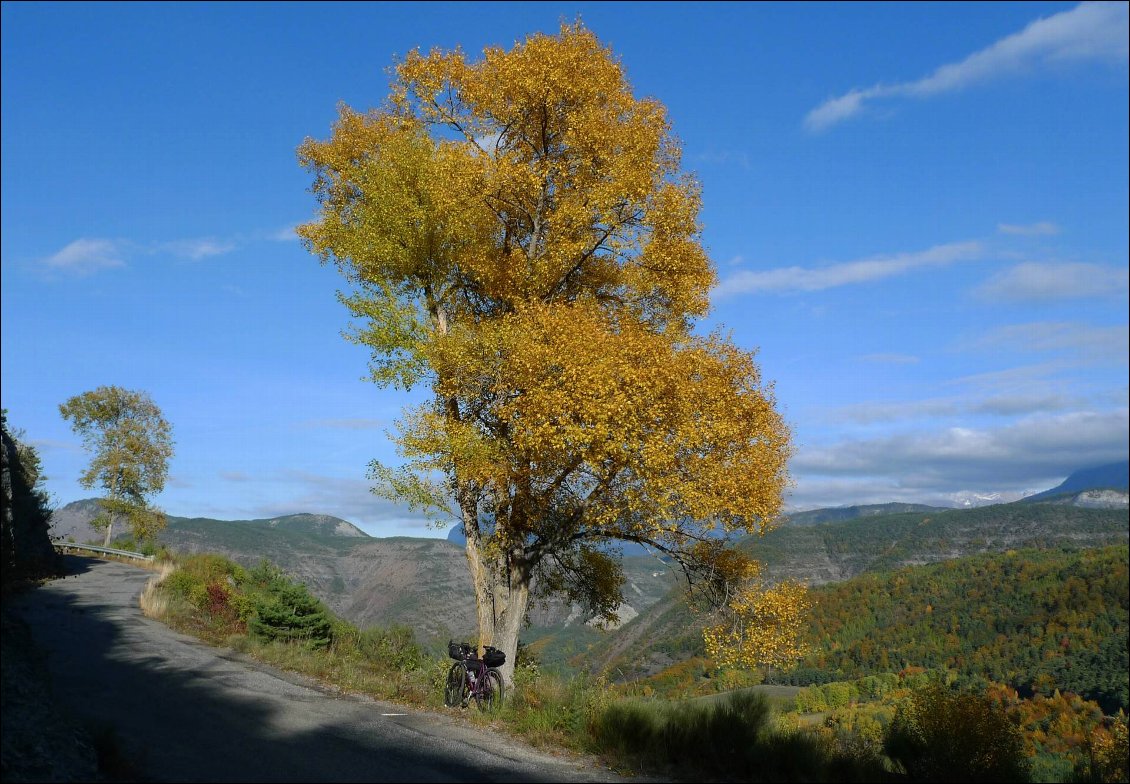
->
[448, 641, 474, 661]
[482, 646, 505, 667]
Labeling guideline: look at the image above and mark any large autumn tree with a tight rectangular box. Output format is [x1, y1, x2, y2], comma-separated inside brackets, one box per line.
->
[59, 386, 174, 547]
[299, 24, 796, 682]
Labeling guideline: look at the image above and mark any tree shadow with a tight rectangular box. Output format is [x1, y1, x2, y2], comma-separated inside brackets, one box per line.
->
[6, 558, 594, 783]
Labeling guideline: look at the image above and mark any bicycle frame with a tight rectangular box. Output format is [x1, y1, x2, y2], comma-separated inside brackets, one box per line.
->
[444, 645, 504, 711]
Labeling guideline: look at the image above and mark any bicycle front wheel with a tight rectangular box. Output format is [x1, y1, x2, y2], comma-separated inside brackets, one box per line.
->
[476, 669, 504, 712]
[444, 663, 467, 708]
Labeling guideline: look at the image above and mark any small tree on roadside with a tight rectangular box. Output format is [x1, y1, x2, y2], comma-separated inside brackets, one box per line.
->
[298, 23, 794, 683]
[59, 386, 174, 547]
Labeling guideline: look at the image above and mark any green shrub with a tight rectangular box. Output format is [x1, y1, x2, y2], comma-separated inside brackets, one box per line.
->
[883, 684, 1030, 782]
[591, 700, 661, 763]
[590, 690, 891, 781]
[357, 625, 424, 671]
[162, 554, 248, 610]
[823, 680, 860, 709]
[248, 577, 333, 650]
[796, 684, 829, 713]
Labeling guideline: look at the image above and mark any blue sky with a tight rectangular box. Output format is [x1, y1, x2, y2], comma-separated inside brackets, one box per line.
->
[2, 1, 1127, 537]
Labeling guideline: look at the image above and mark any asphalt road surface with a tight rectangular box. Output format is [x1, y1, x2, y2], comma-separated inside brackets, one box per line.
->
[7, 556, 630, 783]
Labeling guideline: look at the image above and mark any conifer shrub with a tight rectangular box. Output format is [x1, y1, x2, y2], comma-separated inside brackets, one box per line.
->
[247, 576, 333, 650]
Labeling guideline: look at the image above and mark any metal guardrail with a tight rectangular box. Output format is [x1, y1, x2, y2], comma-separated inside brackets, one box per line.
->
[52, 539, 155, 562]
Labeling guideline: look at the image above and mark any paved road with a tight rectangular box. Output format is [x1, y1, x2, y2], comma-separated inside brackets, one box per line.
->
[7, 556, 627, 783]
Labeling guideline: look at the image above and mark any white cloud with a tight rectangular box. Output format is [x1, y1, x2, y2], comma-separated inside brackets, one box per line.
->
[835, 393, 1080, 424]
[974, 262, 1129, 301]
[35, 233, 239, 276]
[268, 225, 299, 242]
[27, 438, 85, 454]
[714, 241, 983, 297]
[804, 90, 868, 134]
[160, 238, 237, 260]
[783, 477, 1037, 511]
[693, 150, 753, 170]
[38, 238, 126, 275]
[947, 362, 1077, 395]
[805, 2, 1129, 132]
[975, 321, 1129, 361]
[997, 221, 1060, 236]
[971, 393, 1080, 416]
[793, 408, 1129, 493]
[837, 399, 962, 424]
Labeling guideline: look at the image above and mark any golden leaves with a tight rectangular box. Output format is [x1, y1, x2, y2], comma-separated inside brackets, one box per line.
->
[300, 23, 798, 659]
[705, 577, 812, 671]
[299, 21, 711, 325]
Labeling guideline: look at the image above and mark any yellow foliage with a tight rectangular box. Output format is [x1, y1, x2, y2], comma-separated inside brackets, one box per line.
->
[298, 22, 792, 666]
[704, 576, 811, 670]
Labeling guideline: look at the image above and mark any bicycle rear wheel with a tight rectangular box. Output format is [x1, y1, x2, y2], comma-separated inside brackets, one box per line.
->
[444, 663, 467, 708]
[475, 669, 504, 712]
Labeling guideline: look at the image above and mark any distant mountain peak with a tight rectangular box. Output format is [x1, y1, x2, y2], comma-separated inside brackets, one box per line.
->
[261, 513, 369, 538]
[1024, 460, 1130, 504]
[49, 500, 371, 541]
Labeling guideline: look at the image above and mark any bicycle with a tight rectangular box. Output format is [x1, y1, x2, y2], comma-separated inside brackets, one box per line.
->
[444, 641, 504, 711]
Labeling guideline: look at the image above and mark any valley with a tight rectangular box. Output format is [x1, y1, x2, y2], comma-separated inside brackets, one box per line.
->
[50, 462, 1128, 666]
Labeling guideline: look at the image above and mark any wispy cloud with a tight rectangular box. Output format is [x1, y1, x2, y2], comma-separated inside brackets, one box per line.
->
[693, 150, 752, 171]
[159, 238, 237, 260]
[805, 2, 1129, 132]
[793, 408, 1129, 492]
[33, 227, 291, 278]
[27, 438, 85, 454]
[997, 221, 1061, 236]
[38, 238, 127, 275]
[36, 234, 238, 277]
[975, 321, 1129, 362]
[268, 225, 299, 242]
[220, 470, 252, 482]
[714, 241, 983, 297]
[836, 393, 1080, 424]
[974, 262, 1129, 301]
[948, 361, 1077, 393]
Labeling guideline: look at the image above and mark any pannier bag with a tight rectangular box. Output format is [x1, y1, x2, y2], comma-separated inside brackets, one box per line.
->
[482, 646, 506, 667]
[448, 641, 475, 661]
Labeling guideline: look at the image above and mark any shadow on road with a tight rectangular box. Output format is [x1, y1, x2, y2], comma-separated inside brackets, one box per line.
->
[7, 557, 593, 783]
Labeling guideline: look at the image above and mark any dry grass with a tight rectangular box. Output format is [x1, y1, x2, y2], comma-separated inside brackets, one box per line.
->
[139, 561, 177, 620]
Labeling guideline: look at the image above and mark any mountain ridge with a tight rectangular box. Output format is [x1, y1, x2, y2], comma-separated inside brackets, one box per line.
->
[48, 460, 1129, 659]
[1023, 460, 1129, 503]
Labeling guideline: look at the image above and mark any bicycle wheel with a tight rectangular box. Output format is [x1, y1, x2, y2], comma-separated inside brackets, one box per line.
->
[476, 669, 504, 712]
[444, 663, 467, 708]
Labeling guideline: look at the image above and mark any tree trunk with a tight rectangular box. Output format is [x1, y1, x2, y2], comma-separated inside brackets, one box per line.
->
[102, 510, 115, 549]
[462, 527, 531, 686]
[490, 567, 529, 686]
[461, 503, 496, 649]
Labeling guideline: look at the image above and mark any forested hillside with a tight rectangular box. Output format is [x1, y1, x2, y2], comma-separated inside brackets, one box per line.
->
[790, 545, 1129, 712]
[609, 545, 1128, 718]
[588, 504, 1128, 678]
